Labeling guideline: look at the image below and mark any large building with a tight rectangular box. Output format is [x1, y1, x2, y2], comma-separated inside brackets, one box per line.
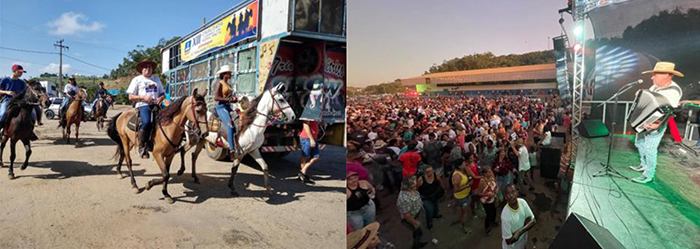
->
[400, 63, 557, 97]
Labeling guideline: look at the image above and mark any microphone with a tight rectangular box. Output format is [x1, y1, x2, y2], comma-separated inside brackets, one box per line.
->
[625, 79, 644, 86]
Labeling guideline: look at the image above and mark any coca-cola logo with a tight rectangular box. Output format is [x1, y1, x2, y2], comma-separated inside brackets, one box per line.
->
[270, 56, 294, 76]
[325, 58, 345, 78]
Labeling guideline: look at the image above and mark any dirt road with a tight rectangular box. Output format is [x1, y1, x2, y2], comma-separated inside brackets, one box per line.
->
[0, 105, 345, 248]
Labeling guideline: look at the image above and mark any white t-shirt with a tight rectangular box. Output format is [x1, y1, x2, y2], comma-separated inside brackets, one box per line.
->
[650, 81, 682, 107]
[518, 146, 530, 171]
[541, 131, 552, 146]
[416, 141, 424, 153]
[448, 129, 457, 139]
[501, 198, 535, 249]
[63, 84, 79, 96]
[367, 132, 378, 141]
[126, 75, 164, 108]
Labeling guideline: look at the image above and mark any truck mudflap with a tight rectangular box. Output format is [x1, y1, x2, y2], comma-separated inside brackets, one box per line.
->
[259, 144, 328, 153]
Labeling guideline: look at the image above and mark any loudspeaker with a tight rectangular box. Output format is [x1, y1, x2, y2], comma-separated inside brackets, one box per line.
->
[540, 147, 561, 179]
[550, 213, 625, 249]
[579, 119, 609, 138]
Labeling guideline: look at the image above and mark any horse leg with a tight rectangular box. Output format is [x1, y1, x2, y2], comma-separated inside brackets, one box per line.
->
[74, 124, 80, 147]
[190, 142, 204, 184]
[151, 151, 174, 204]
[123, 138, 139, 193]
[176, 147, 186, 176]
[65, 124, 71, 144]
[229, 158, 241, 197]
[8, 140, 16, 179]
[20, 139, 30, 170]
[0, 135, 8, 168]
[250, 149, 271, 196]
[116, 152, 124, 179]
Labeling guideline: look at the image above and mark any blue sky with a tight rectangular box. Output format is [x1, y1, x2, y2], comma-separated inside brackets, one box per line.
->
[0, 0, 244, 78]
[348, 0, 576, 87]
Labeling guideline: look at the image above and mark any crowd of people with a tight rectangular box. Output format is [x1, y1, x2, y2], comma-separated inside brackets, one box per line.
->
[346, 94, 573, 249]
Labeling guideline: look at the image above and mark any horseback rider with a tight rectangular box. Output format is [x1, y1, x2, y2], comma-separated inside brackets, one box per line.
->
[0, 64, 40, 140]
[213, 65, 240, 158]
[126, 59, 164, 159]
[59, 75, 80, 127]
[90, 81, 110, 117]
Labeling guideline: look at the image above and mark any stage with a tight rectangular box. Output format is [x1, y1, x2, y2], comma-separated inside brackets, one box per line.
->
[568, 135, 700, 249]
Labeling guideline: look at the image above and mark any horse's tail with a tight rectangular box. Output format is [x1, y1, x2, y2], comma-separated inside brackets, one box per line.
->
[107, 112, 123, 161]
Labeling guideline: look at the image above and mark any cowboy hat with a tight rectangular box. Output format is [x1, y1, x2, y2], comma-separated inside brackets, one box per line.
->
[515, 138, 524, 147]
[216, 65, 233, 76]
[373, 140, 387, 150]
[135, 59, 158, 72]
[642, 61, 684, 77]
[347, 222, 380, 249]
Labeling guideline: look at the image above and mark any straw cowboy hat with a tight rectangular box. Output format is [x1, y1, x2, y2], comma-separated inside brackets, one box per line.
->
[373, 140, 387, 150]
[216, 65, 233, 76]
[347, 222, 380, 249]
[515, 138, 524, 147]
[642, 61, 684, 77]
[135, 59, 158, 72]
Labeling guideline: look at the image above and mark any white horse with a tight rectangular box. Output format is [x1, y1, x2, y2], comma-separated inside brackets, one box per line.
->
[227, 84, 295, 196]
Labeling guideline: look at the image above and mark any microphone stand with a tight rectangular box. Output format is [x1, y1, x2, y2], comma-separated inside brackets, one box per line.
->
[593, 82, 638, 179]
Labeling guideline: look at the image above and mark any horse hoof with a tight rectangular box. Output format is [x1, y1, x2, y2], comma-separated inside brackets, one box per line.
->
[193, 178, 200, 184]
[20, 164, 27, 170]
[7, 174, 14, 180]
[164, 197, 175, 204]
[117, 174, 125, 179]
[145, 183, 152, 191]
[177, 170, 184, 176]
[133, 187, 141, 194]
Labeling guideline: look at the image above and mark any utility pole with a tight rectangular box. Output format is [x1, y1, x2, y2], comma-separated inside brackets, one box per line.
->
[54, 39, 69, 97]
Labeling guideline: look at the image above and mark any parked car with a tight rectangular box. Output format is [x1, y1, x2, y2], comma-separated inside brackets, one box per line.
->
[45, 97, 93, 121]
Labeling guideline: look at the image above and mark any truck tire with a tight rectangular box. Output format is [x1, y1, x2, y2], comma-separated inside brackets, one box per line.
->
[205, 141, 230, 161]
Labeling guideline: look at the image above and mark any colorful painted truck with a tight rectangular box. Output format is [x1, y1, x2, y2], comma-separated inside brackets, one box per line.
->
[161, 0, 346, 160]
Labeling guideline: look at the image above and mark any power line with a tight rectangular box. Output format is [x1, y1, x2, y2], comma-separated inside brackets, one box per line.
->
[0, 56, 102, 76]
[0, 46, 57, 55]
[64, 54, 111, 71]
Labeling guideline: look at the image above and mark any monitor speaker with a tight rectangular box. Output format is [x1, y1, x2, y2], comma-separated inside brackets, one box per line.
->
[550, 213, 625, 249]
[579, 119, 609, 138]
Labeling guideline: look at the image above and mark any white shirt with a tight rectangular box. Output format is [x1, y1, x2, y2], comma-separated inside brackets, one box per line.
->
[126, 75, 164, 108]
[650, 81, 682, 107]
[518, 146, 530, 171]
[367, 132, 378, 141]
[542, 131, 552, 146]
[63, 84, 79, 97]
[501, 198, 535, 249]
[448, 129, 457, 139]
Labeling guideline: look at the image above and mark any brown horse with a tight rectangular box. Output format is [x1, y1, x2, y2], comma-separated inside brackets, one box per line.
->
[107, 89, 208, 203]
[0, 80, 48, 179]
[175, 122, 206, 183]
[59, 88, 86, 146]
[93, 97, 108, 131]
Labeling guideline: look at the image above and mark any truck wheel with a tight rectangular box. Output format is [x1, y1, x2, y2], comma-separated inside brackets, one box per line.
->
[205, 141, 230, 161]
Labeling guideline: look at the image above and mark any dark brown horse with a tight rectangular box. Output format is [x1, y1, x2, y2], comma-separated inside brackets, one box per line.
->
[107, 89, 208, 203]
[0, 80, 48, 179]
[93, 97, 108, 131]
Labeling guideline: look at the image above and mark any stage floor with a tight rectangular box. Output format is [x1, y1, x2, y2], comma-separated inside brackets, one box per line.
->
[568, 135, 700, 249]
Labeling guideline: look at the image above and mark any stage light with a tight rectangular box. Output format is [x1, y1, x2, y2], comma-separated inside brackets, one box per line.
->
[574, 25, 583, 37]
[574, 43, 582, 51]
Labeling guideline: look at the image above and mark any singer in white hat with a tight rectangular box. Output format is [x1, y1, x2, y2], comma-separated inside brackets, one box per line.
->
[630, 61, 683, 184]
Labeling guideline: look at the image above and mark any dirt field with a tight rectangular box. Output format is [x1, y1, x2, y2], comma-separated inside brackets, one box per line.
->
[0, 105, 346, 248]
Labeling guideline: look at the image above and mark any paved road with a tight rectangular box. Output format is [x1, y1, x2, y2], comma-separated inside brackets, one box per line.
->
[0, 105, 345, 248]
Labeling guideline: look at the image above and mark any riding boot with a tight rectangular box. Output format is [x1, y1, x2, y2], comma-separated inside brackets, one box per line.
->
[138, 130, 150, 159]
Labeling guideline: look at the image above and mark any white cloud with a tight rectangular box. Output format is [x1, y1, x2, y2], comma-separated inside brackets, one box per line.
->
[73, 52, 83, 57]
[47, 12, 105, 36]
[43, 63, 73, 74]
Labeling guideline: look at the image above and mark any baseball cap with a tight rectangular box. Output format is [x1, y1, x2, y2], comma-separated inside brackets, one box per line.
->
[11, 64, 26, 73]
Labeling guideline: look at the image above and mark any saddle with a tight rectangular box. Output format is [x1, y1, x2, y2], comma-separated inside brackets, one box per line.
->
[127, 105, 161, 151]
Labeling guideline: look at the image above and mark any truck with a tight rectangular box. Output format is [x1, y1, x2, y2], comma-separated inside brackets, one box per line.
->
[39, 81, 58, 98]
[161, 0, 346, 160]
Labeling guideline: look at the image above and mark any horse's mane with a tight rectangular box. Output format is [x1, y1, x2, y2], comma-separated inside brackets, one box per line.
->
[239, 94, 264, 134]
[158, 96, 188, 126]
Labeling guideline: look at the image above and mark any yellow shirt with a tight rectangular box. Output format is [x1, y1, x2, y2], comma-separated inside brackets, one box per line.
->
[453, 170, 471, 199]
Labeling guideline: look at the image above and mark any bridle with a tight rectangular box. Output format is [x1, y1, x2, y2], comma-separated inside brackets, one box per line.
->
[160, 96, 209, 152]
[253, 88, 292, 127]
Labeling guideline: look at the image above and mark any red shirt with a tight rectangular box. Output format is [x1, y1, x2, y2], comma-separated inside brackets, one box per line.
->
[399, 152, 422, 178]
[299, 120, 319, 140]
[468, 162, 480, 190]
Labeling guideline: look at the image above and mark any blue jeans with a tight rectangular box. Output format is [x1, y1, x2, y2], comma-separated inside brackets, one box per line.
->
[300, 138, 319, 158]
[347, 200, 376, 231]
[421, 196, 439, 226]
[138, 106, 152, 132]
[635, 126, 666, 179]
[496, 172, 513, 197]
[216, 103, 235, 151]
[60, 97, 71, 114]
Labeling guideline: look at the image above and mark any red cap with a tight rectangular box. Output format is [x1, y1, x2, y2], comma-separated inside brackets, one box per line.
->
[11, 64, 26, 73]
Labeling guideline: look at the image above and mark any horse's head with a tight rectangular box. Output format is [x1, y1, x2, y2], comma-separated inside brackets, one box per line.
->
[25, 80, 48, 107]
[187, 88, 209, 137]
[269, 84, 296, 123]
[76, 88, 87, 101]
